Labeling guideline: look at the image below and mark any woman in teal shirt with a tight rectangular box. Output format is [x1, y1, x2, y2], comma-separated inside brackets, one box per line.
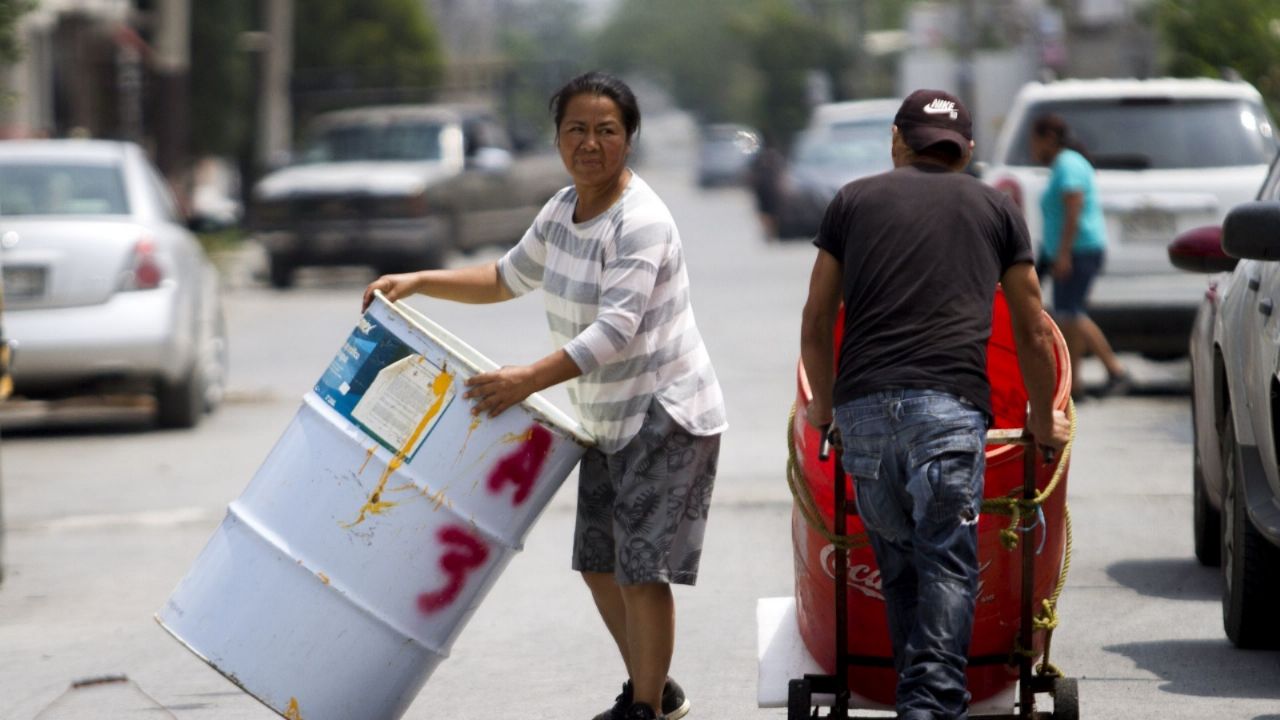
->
[1030, 114, 1129, 399]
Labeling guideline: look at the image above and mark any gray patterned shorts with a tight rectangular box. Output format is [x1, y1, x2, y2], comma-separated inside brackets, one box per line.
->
[572, 400, 720, 585]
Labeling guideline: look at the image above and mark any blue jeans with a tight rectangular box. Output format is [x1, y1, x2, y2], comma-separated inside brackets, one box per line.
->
[834, 389, 988, 720]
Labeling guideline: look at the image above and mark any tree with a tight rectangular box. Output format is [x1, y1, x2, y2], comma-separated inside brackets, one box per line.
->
[189, 0, 254, 157]
[595, 0, 849, 149]
[0, 0, 33, 67]
[497, 0, 592, 150]
[1157, 0, 1280, 118]
[294, 0, 445, 102]
[594, 0, 756, 124]
[733, 0, 848, 149]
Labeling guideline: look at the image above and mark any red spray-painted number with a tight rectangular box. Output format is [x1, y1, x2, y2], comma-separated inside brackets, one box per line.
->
[486, 424, 552, 506]
[417, 526, 490, 614]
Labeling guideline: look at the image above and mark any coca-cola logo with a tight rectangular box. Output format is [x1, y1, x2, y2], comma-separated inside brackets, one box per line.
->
[820, 544, 884, 601]
[818, 544, 992, 602]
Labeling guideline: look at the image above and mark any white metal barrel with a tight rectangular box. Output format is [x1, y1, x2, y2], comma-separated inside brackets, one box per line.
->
[157, 292, 592, 720]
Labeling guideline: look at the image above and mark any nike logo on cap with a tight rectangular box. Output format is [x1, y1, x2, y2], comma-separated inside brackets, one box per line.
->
[923, 99, 958, 120]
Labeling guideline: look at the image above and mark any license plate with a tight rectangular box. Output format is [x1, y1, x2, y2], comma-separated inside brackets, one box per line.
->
[2, 265, 46, 301]
[1121, 210, 1176, 243]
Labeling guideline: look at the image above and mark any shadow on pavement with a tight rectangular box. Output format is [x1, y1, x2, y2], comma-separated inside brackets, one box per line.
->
[1105, 638, 1280, 700]
[1105, 557, 1218, 602]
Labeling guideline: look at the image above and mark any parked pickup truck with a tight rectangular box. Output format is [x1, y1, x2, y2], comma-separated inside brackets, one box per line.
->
[250, 104, 566, 288]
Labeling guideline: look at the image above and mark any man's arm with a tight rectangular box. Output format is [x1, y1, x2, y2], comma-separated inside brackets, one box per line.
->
[1001, 262, 1070, 451]
[800, 249, 844, 429]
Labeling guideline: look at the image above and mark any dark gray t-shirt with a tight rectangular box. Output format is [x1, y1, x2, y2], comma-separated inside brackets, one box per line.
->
[813, 162, 1033, 417]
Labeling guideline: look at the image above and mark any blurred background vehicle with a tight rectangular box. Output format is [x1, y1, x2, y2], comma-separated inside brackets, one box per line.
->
[0, 244, 8, 584]
[695, 123, 761, 187]
[773, 99, 898, 239]
[249, 104, 565, 289]
[0, 140, 228, 429]
[187, 156, 243, 233]
[1170, 154, 1280, 648]
[983, 78, 1279, 359]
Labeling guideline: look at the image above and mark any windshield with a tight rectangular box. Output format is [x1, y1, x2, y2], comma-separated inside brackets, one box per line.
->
[793, 120, 893, 174]
[0, 163, 129, 216]
[301, 122, 445, 163]
[1007, 98, 1277, 169]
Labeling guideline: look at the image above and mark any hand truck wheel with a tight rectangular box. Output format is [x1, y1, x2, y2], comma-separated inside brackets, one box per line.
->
[1050, 676, 1079, 720]
[787, 677, 814, 719]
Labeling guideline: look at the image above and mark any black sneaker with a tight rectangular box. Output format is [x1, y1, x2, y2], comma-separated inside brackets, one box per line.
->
[592, 678, 689, 720]
[623, 703, 660, 720]
[1099, 370, 1133, 398]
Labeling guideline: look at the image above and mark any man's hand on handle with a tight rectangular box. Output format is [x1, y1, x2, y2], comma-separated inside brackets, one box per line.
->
[1027, 407, 1070, 461]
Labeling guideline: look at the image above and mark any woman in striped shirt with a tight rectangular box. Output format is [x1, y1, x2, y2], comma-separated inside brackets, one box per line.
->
[363, 71, 726, 720]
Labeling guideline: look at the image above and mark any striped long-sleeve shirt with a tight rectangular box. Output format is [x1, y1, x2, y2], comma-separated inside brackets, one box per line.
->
[497, 173, 727, 453]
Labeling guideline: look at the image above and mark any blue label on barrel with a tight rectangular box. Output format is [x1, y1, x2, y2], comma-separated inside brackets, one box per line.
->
[316, 313, 456, 459]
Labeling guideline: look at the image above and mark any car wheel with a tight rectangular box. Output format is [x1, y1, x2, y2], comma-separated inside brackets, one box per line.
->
[268, 254, 295, 289]
[201, 305, 229, 414]
[1220, 417, 1280, 648]
[157, 365, 204, 430]
[1193, 427, 1221, 566]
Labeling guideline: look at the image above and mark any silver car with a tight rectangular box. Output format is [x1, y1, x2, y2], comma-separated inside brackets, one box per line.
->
[775, 99, 898, 239]
[1172, 150, 1280, 648]
[0, 140, 227, 428]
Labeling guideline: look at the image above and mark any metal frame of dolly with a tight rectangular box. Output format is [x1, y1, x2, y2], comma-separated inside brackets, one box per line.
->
[787, 427, 1079, 720]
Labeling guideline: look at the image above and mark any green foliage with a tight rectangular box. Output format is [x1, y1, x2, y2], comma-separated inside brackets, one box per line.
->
[295, 0, 444, 89]
[0, 0, 34, 66]
[594, 0, 850, 149]
[734, 0, 848, 148]
[1157, 0, 1280, 118]
[190, 0, 254, 157]
[498, 0, 592, 150]
[595, 0, 754, 124]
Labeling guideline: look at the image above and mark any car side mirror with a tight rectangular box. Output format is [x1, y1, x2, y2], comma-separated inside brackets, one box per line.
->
[1168, 225, 1237, 273]
[1223, 201, 1280, 261]
[467, 147, 513, 174]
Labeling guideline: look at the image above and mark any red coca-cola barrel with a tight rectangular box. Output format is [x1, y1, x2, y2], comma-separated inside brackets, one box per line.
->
[791, 286, 1071, 705]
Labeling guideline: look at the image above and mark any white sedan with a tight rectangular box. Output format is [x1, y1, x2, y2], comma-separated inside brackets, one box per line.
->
[0, 140, 227, 428]
[1171, 151, 1280, 649]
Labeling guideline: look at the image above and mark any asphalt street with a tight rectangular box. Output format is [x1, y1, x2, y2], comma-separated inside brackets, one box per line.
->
[2, 112, 1277, 719]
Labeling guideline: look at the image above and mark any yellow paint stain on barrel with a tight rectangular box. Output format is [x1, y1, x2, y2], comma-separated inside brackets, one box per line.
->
[345, 368, 454, 528]
[456, 414, 484, 463]
[357, 446, 377, 475]
[285, 697, 303, 720]
[501, 428, 533, 444]
[426, 487, 448, 511]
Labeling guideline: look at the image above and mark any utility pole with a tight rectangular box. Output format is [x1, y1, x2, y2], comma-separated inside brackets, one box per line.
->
[258, 0, 293, 169]
[957, 0, 976, 110]
[153, 0, 191, 180]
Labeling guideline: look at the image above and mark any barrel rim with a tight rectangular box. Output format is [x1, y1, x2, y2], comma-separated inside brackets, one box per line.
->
[375, 291, 595, 448]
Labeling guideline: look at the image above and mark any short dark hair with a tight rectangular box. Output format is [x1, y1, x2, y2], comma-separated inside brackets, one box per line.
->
[548, 71, 641, 144]
[1031, 113, 1093, 165]
[1031, 113, 1069, 145]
